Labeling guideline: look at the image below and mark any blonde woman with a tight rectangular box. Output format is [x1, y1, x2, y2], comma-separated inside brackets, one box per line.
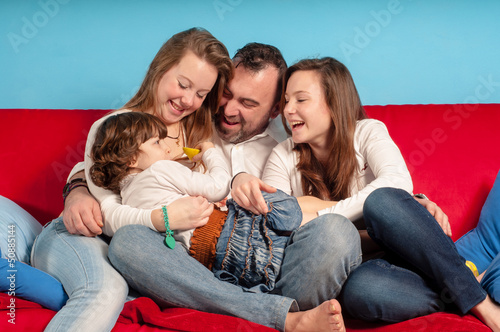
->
[31, 27, 233, 331]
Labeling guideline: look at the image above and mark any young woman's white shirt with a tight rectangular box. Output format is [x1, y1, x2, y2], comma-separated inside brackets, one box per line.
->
[262, 119, 413, 222]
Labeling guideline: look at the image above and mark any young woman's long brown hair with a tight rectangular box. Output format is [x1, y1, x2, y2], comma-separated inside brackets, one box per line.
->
[280, 57, 367, 201]
[123, 27, 233, 150]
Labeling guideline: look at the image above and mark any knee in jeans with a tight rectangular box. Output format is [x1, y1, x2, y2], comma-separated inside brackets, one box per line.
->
[89, 271, 128, 309]
[113, 224, 145, 240]
[109, 225, 146, 259]
[364, 187, 401, 214]
[364, 188, 409, 231]
[315, 214, 361, 258]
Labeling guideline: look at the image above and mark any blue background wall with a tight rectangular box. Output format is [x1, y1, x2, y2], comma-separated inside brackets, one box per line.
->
[1, 0, 499, 109]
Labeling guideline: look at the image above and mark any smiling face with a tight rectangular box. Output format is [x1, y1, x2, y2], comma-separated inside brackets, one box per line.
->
[153, 51, 218, 125]
[283, 70, 333, 150]
[214, 64, 280, 144]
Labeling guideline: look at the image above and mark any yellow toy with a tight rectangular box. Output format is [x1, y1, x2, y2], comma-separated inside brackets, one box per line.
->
[182, 147, 201, 160]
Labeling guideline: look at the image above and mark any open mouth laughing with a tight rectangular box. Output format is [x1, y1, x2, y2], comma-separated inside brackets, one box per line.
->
[222, 115, 240, 127]
[289, 121, 305, 130]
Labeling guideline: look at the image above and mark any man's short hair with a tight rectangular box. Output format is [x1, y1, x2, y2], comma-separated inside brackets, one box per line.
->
[233, 43, 287, 103]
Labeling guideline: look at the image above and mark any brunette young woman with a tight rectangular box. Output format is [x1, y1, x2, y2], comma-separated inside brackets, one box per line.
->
[232, 57, 500, 331]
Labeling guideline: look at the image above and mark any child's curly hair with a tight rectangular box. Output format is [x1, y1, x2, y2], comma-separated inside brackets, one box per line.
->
[90, 111, 167, 194]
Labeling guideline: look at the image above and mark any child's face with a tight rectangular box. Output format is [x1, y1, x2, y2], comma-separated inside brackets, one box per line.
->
[133, 136, 171, 171]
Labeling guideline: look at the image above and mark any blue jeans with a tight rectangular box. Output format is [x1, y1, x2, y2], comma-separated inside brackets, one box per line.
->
[0, 196, 68, 311]
[31, 217, 128, 332]
[341, 188, 487, 323]
[0, 196, 42, 264]
[108, 213, 361, 332]
[456, 170, 500, 303]
[214, 190, 302, 293]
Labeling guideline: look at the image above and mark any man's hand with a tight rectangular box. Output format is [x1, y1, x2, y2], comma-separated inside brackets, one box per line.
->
[155, 196, 214, 231]
[415, 197, 452, 237]
[231, 173, 276, 215]
[62, 186, 103, 236]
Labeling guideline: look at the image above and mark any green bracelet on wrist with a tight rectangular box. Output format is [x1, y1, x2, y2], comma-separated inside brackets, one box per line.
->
[162, 205, 175, 249]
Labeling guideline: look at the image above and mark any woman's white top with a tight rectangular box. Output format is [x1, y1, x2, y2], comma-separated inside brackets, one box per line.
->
[262, 119, 413, 222]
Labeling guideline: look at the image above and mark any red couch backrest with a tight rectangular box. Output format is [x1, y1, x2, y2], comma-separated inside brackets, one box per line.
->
[366, 104, 500, 239]
[1, 105, 499, 239]
[0, 109, 109, 224]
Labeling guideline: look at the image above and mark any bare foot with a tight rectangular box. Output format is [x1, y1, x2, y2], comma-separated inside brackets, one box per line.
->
[470, 295, 500, 332]
[285, 299, 345, 332]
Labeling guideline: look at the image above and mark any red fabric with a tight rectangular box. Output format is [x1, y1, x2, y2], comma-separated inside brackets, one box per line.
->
[114, 297, 276, 331]
[346, 312, 490, 332]
[0, 109, 109, 225]
[0, 293, 56, 331]
[1, 105, 500, 331]
[0, 293, 490, 332]
[365, 104, 500, 240]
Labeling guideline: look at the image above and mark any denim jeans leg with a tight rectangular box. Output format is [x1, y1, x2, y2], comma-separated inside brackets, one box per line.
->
[363, 187, 487, 315]
[274, 213, 362, 310]
[31, 217, 128, 332]
[341, 258, 444, 322]
[108, 225, 297, 332]
[0, 195, 42, 264]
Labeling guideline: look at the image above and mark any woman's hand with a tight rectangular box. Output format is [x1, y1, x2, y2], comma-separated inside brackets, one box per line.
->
[154, 196, 214, 231]
[415, 197, 452, 237]
[231, 173, 276, 215]
[62, 186, 104, 236]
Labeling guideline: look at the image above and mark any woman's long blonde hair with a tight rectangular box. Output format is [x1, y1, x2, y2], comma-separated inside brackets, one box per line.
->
[123, 27, 233, 150]
[281, 57, 367, 200]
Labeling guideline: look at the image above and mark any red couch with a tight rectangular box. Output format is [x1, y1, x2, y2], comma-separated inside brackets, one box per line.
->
[1, 104, 499, 331]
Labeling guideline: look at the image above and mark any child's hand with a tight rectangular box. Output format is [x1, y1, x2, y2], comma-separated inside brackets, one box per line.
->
[192, 141, 214, 162]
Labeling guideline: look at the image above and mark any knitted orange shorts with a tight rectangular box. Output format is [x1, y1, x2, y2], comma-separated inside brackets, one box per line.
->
[189, 208, 228, 270]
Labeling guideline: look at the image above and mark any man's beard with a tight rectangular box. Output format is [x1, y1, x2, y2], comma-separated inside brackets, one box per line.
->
[214, 111, 245, 143]
[214, 109, 271, 144]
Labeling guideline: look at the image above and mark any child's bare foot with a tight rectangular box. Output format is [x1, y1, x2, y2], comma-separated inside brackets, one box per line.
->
[285, 299, 345, 332]
[470, 295, 500, 332]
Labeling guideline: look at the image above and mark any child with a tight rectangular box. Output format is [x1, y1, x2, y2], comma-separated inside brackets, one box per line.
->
[90, 111, 309, 292]
[90, 111, 231, 249]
